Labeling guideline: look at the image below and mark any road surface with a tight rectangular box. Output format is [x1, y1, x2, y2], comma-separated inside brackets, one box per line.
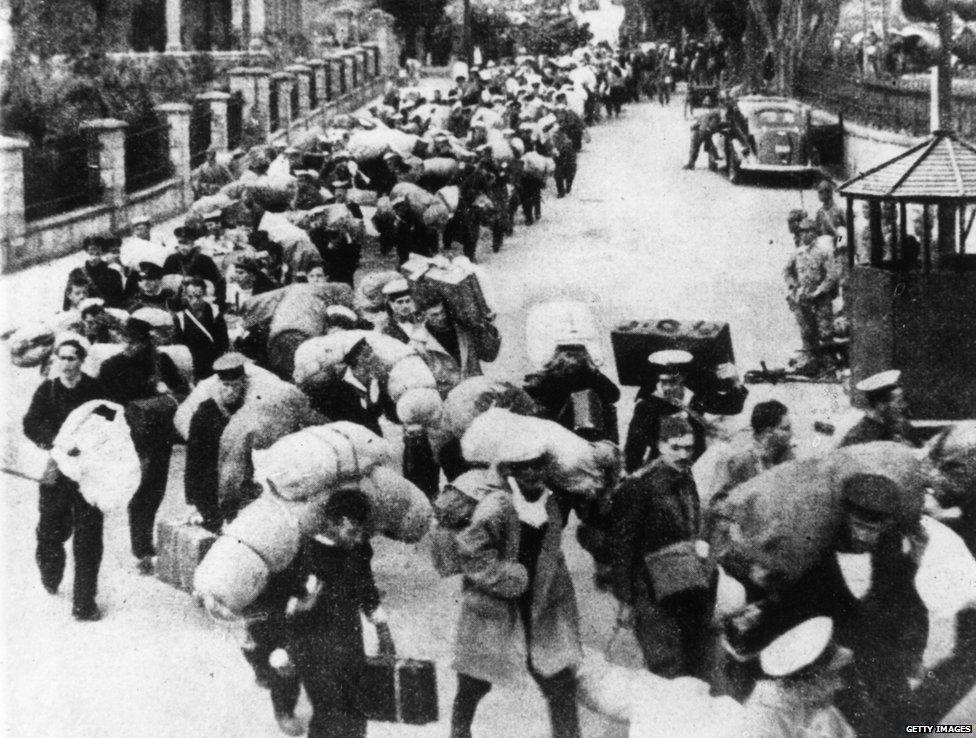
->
[0, 88, 851, 737]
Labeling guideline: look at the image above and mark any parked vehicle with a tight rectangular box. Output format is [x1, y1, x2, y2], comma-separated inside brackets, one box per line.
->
[709, 95, 843, 185]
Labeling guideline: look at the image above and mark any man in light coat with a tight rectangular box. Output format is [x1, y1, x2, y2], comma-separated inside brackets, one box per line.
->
[450, 437, 582, 738]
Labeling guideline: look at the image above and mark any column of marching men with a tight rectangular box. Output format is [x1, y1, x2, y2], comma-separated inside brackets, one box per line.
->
[11, 44, 976, 738]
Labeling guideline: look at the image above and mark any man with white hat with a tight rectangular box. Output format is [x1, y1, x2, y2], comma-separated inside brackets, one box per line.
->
[840, 369, 919, 448]
[624, 349, 707, 473]
[380, 278, 422, 346]
[450, 436, 583, 738]
[743, 617, 855, 738]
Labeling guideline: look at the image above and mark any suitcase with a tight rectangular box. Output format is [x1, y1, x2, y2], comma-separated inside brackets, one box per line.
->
[360, 656, 439, 725]
[156, 519, 218, 593]
[611, 318, 734, 387]
[403, 259, 491, 328]
[558, 389, 607, 439]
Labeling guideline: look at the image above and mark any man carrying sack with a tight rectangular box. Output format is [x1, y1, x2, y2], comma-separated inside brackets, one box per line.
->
[611, 416, 712, 678]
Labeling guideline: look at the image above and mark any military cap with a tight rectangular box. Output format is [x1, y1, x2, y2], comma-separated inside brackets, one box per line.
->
[137, 262, 164, 280]
[760, 617, 852, 678]
[648, 349, 693, 370]
[213, 352, 247, 380]
[125, 316, 154, 341]
[855, 369, 901, 399]
[381, 277, 411, 299]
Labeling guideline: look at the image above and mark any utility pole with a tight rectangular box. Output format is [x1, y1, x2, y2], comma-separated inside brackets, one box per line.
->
[861, 0, 870, 76]
[938, 6, 953, 129]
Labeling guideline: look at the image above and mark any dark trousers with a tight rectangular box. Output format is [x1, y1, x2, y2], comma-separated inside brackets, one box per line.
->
[129, 442, 172, 559]
[291, 633, 367, 738]
[687, 129, 718, 168]
[403, 428, 440, 501]
[519, 181, 544, 224]
[36, 467, 103, 613]
[451, 667, 580, 738]
[634, 589, 712, 679]
[554, 160, 577, 197]
[242, 617, 301, 718]
[444, 207, 481, 262]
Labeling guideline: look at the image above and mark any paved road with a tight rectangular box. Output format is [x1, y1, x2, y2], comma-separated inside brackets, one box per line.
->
[1, 88, 851, 737]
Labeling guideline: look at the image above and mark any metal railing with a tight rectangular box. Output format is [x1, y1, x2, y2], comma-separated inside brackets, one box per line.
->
[124, 116, 174, 192]
[189, 103, 213, 168]
[796, 66, 976, 138]
[23, 133, 101, 222]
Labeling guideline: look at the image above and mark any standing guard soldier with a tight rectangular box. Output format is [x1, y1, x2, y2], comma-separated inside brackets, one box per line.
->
[784, 217, 839, 374]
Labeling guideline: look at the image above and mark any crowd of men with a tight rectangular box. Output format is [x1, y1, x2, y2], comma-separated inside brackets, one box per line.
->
[14, 41, 976, 738]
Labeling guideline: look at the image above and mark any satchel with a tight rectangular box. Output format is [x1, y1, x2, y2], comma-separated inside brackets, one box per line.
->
[359, 656, 439, 725]
[643, 540, 710, 600]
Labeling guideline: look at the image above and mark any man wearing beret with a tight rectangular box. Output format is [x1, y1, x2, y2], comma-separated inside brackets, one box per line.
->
[98, 316, 189, 574]
[840, 370, 920, 448]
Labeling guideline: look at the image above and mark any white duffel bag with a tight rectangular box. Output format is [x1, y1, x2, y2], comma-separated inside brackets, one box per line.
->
[50, 400, 140, 512]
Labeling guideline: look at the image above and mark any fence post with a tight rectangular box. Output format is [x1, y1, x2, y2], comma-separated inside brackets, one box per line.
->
[155, 103, 193, 209]
[197, 91, 231, 152]
[341, 51, 355, 94]
[271, 72, 296, 135]
[308, 59, 327, 110]
[80, 119, 128, 232]
[0, 136, 29, 273]
[285, 64, 313, 120]
[326, 55, 344, 100]
[229, 67, 271, 142]
[362, 42, 380, 77]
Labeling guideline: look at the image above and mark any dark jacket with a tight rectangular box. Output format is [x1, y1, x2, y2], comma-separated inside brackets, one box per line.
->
[611, 458, 701, 605]
[524, 366, 620, 442]
[66, 263, 125, 309]
[163, 251, 226, 307]
[97, 346, 189, 405]
[173, 304, 230, 380]
[839, 415, 921, 449]
[304, 378, 384, 436]
[184, 398, 232, 523]
[23, 375, 106, 450]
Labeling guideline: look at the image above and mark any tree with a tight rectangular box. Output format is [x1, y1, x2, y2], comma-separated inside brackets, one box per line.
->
[740, 0, 841, 94]
[375, 0, 450, 60]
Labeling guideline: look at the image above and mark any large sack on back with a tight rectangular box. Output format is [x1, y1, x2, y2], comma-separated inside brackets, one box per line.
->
[292, 330, 414, 389]
[8, 323, 57, 368]
[422, 157, 460, 179]
[222, 494, 301, 573]
[218, 388, 324, 512]
[346, 187, 379, 207]
[50, 400, 140, 511]
[486, 129, 514, 162]
[268, 282, 355, 341]
[191, 192, 236, 216]
[396, 387, 444, 427]
[361, 465, 432, 542]
[238, 287, 290, 330]
[194, 535, 270, 615]
[175, 362, 284, 440]
[716, 441, 927, 585]
[387, 354, 438, 400]
[251, 422, 392, 501]
[347, 127, 419, 161]
[390, 182, 440, 216]
[522, 151, 555, 181]
[462, 408, 618, 498]
[432, 377, 538, 453]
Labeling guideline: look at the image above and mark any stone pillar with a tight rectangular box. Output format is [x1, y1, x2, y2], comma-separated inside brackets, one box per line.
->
[362, 42, 380, 77]
[326, 55, 344, 99]
[80, 119, 128, 230]
[0, 136, 29, 273]
[231, 0, 245, 44]
[308, 59, 327, 109]
[285, 64, 312, 120]
[229, 67, 271, 140]
[341, 51, 354, 94]
[367, 10, 398, 76]
[197, 91, 231, 151]
[271, 72, 296, 132]
[155, 103, 193, 208]
[248, 0, 266, 51]
[354, 47, 368, 82]
[165, 0, 182, 51]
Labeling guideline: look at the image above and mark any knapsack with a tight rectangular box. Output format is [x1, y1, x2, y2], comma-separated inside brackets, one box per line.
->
[429, 469, 494, 576]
